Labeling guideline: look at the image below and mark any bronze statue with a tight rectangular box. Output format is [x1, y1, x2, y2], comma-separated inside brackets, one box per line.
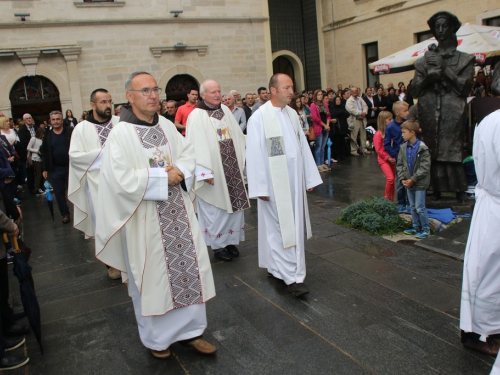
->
[411, 11, 475, 200]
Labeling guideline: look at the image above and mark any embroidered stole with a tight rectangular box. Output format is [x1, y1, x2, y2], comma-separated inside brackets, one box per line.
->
[260, 102, 312, 249]
[206, 108, 250, 212]
[134, 124, 203, 309]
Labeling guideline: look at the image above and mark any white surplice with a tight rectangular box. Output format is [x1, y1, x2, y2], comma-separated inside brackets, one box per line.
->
[246, 104, 322, 285]
[95, 109, 215, 350]
[460, 110, 500, 342]
[68, 116, 119, 238]
[186, 104, 249, 249]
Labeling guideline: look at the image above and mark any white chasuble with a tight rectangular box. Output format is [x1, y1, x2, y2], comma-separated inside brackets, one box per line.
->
[246, 102, 322, 285]
[68, 116, 119, 238]
[186, 104, 249, 248]
[95, 114, 215, 318]
[460, 110, 500, 340]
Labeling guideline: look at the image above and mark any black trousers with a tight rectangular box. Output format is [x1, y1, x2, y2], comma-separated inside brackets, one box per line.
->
[0, 257, 13, 334]
[49, 166, 70, 217]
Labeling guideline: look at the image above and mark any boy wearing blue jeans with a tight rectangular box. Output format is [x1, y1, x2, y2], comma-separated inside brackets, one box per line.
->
[397, 119, 431, 239]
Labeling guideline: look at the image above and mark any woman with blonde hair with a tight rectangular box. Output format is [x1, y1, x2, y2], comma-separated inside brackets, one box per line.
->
[373, 111, 396, 201]
[0, 117, 19, 146]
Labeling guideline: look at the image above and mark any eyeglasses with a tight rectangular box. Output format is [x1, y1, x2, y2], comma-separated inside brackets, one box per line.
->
[93, 100, 114, 105]
[128, 87, 162, 96]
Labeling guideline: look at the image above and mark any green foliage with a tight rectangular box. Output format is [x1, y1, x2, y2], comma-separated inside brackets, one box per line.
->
[338, 197, 406, 235]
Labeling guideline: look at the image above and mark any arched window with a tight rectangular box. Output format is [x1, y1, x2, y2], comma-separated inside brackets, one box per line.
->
[10, 76, 61, 123]
[165, 75, 199, 102]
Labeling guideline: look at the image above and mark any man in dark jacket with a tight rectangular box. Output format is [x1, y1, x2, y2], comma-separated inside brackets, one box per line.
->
[18, 114, 37, 194]
[41, 111, 73, 223]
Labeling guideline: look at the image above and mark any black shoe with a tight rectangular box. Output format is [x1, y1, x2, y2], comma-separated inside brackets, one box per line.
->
[288, 283, 309, 297]
[267, 272, 281, 280]
[225, 245, 239, 258]
[213, 249, 232, 262]
[0, 355, 29, 370]
[4, 323, 29, 337]
[5, 337, 25, 352]
[12, 311, 26, 321]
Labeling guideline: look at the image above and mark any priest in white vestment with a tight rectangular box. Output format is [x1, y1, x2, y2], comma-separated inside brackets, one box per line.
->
[68, 88, 121, 280]
[95, 72, 216, 359]
[186, 80, 250, 262]
[246, 73, 322, 297]
[460, 68, 500, 362]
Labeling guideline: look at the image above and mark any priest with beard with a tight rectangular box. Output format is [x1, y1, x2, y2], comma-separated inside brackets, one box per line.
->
[246, 73, 322, 297]
[95, 72, 216, 359]
[68, 88, 121, 279]
[186, 80, 250, 262]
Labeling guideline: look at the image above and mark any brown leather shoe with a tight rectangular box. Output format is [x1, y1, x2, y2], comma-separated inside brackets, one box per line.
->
[463, 337, 499, 356]
[150, 348, 171, 359]
[62, 215, 70, 224]
[288, 283, 309, 297]
[186, 338, 217, 355]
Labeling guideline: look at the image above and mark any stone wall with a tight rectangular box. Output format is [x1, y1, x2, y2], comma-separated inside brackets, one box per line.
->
[320, 0, 500, 89]
[0, 0, 270, 118]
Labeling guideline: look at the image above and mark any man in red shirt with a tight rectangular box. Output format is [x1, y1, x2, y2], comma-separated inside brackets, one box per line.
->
[174, 87, 199, 135]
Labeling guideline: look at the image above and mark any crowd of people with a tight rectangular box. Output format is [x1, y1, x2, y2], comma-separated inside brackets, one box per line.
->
[0, 61, 493, 370]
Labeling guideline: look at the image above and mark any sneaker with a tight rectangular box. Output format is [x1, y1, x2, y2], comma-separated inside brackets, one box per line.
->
[322, 164, 331, 171]
[6, 253, 13, 265]
[403, 229, 417, 235]
[13, 198, 20, 205]
[415, 231, 430, 239]
[5, 337, 25, 352]
[398, 205, 407, 213]
[0, 355, 29, 370]
[317, 165, 327, 172]
[36, 189, 45, 195]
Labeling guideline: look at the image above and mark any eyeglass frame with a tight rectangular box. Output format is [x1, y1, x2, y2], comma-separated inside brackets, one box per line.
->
[127, 87, 162, 96]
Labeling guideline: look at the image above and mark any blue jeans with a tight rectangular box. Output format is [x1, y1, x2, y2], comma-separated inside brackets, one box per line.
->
[314, 130, 328, 166]
[406, 187, 430, 232]
[396, 177, 408, 209]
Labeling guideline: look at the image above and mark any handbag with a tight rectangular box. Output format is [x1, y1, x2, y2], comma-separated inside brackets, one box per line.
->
[307, 126, 316, 141]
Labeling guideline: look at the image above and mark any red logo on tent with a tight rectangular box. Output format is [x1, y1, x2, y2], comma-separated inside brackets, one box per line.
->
[473, 53, 486, 63]
[374, 64, 390, 73]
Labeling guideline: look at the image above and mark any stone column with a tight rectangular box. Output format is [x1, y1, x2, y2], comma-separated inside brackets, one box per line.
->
[60, 47, 83, 118]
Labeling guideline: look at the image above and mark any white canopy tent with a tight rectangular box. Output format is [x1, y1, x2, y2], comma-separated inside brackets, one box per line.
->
[369, 23, 500, 74]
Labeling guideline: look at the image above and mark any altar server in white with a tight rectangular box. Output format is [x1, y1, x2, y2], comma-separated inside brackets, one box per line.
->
[68, 88, 121, 279]
[186, 80, 250, 262]
[460, 65, 500, 362]
[95, 72, 216, 359]
[246, 73, 322, 297]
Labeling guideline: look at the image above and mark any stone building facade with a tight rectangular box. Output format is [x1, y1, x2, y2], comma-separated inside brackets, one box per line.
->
[0, 0, 273, 120]
[321, 0, 500, 90]
[0, 0, 499, 121]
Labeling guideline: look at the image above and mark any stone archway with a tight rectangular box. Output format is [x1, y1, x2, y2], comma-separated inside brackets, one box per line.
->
[165, 74, 200, 102]
[158, 65, 205, 102]
[9, 75, 62, 124]
[272, 50, 305, 92]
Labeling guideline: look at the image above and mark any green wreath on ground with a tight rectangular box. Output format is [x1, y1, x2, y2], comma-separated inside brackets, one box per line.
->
[336, 197, 407, 235]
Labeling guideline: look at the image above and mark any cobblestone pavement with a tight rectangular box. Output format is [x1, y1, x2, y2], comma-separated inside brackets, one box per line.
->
[8, 154, 490, 375]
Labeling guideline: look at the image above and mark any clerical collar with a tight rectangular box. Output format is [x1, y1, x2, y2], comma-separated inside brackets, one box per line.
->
[120, 105, 158, 127]
[86, 110, 112, 125]
[197, 101, 221, 111]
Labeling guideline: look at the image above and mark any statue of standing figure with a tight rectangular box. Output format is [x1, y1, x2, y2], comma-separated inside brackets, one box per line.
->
[411, 11, 475, 201]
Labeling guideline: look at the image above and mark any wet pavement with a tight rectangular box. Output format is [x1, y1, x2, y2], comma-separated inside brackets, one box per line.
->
[8, 153, 490, 375]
